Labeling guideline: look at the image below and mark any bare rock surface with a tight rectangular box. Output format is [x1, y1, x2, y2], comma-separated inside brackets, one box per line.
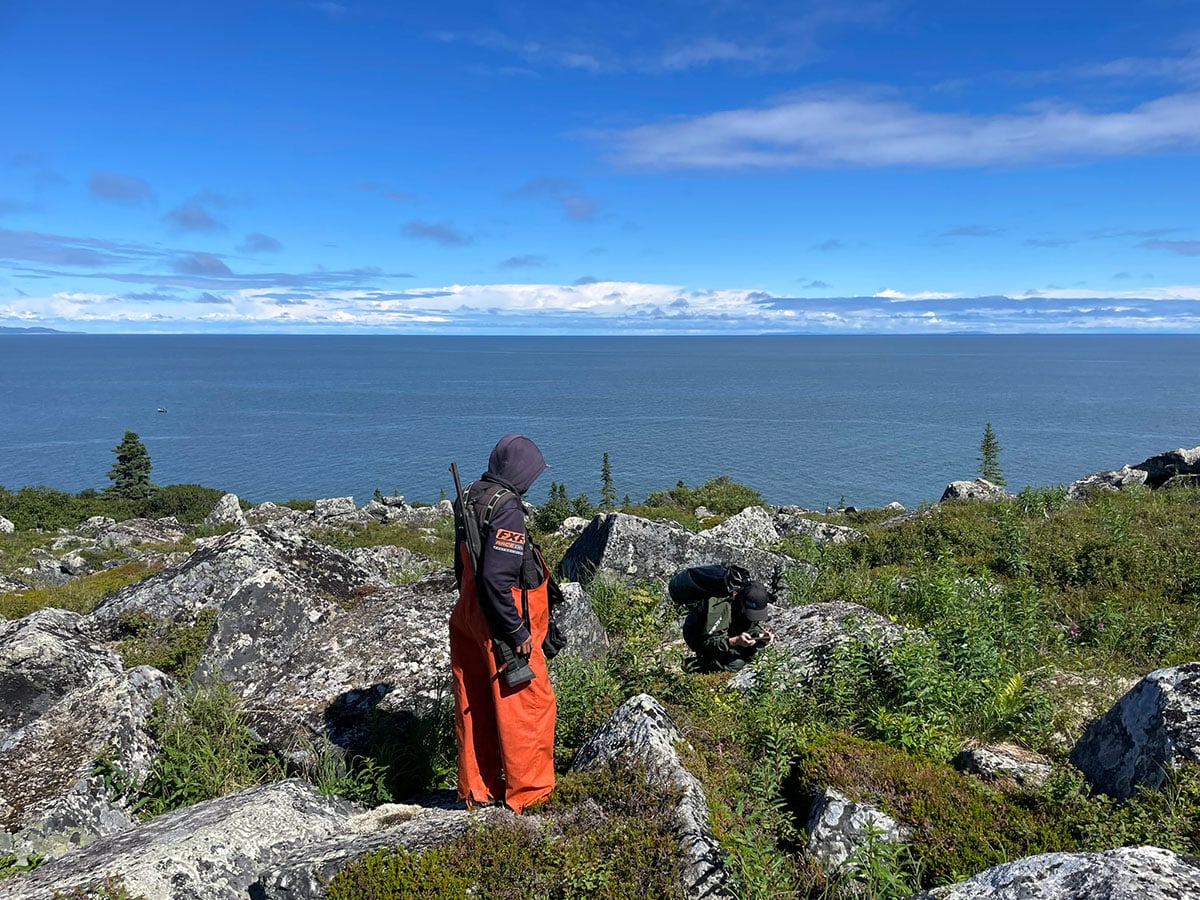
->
[1132, 445, 1200, 489]
[0, 516, 13, 534]
[1067, 465, 1149, 501]
[0, 666, 174, 864]
[244, 569, 457, 752]
[94, 517, 189, 550]
[571, 693, 733, 900]
[560, 511, 812, 588]
[729, 601, 922, 690]
[204, 492, 247, 528]
[701, 506, 779, 547]
[910, 845, 1200, 899]
[0, 574, 28, 595]
[550, 581, 609, 662]
[940, 479, 1013, 503]
[805, 787, 906, 873]
[1070, 662, 1200, 799]
[0, 780, 357, 900]
[0, 608, 124, 745]
[773, 508, 865, 544]
[247, 502, 306, 528]
[954, 745, 1053, 788]
[346, 544, 440, 583]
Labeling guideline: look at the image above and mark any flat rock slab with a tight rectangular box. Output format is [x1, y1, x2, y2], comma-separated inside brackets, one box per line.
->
[911, 845, 1200, 899]
[1070, 662, 1200, 799]
[0, 781, 357, 900]
[805, 787, 906, 873]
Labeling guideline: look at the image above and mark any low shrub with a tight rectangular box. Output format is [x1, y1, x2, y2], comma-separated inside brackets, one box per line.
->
[644, 475, 763, 516]
[115, 608, 218, 679]
[0, 560, 162, 620]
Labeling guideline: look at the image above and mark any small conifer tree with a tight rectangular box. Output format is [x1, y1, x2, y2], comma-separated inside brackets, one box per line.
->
[978, 422, 1006, 485]
[107, 430, 153, 499]
[600, 452, 617, 510]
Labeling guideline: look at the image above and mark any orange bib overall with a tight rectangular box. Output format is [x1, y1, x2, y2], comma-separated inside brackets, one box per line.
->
[449, 543, 556, 812]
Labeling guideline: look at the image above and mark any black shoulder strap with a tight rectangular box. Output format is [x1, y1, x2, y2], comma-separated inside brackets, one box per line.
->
[481, 487, 516, 533]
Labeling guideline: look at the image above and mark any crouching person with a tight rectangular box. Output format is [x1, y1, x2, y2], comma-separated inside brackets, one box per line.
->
[669, 564, 774, 672]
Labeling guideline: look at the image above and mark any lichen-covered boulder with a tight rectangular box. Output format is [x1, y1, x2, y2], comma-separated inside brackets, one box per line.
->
[1132, 445, 1200, 489]
[0, 574, 28, 595]
[953, 745, 1052, 788]
[729, 601, 922, 690]
[572, 693, 733, 900]
[805, 787, 906, 873]
[204, 492, 247, 528]
[0, 516, 14, 534]
[940, 479, 1013, 503]
[1067, 465, 1149, 501]
[701, 506, 779, 547]
[1070, 662, 1200, 799]
[315, 497, 357, 519]
[244, 570, 458, 752]
[94, 517, 189, 550]
[549, 581, 609, 662]
[247, 501, 306, 528]
[347, 544, 440, 583]
[560, 512, 811, 588]
[0, 666, 174, 865]
[0, 609, 125, 746]
[773, 508, 865, 544]
[910, 845, 1200, 899]
[0, 780, 357, 900]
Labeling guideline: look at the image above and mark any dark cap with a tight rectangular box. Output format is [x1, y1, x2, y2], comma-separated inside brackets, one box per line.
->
[740, 582, 772, 621]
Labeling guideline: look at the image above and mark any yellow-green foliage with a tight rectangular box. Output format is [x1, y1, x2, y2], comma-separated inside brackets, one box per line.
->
[327, 765, 683, 900]
[115, 608, 218, 679]
[0, 560, 161, 620]
[311, 519, 455, 567]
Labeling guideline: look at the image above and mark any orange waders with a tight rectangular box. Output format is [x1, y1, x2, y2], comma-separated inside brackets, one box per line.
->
[449, 544, 556, 812]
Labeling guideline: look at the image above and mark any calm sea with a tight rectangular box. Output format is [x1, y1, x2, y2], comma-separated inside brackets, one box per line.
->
[0, 335, 1196, 511]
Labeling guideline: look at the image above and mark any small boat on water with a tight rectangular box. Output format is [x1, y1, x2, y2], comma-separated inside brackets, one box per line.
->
[157, 407, 168, 413]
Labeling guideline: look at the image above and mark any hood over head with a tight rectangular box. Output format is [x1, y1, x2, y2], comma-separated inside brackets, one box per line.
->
[485, 434, 547, 495]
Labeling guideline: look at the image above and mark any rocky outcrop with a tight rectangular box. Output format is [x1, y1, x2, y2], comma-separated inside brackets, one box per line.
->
[911, 845, 1200, 899]
[253, 804, 513, 900]
[1070, 662, 1200, 799]
[0, 781, 357, 900]
[1132, 446, 1200, 489]
[347, 544, 440, 583]
[1067, 465, 1149, 502]
[0, 609, 125, 745]
[93, 517, 189, 550]
[0, 574, 28, 595]
[773, 508, 865, 544]
[805, 787, 906, 873]
[729, 601, 922, 690]
[204, 492, 247, 528]
[550, 582, 609, 662]
[701, 506, 779, 547]
[244, 570, 457, 752]
[556, 516, 590, 541]
[560, 511, 813, 588]
[0, 516, 13, 534]
[247, 501, 307, 528]
[940, 479, 1012, 503]
[953, 745, 1052, 788]
[572, 693, 733, 900]
[0, 666, 174, 864]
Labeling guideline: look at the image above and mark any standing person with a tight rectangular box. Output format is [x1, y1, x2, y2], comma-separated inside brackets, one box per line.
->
[450, 434, 556, 812]
[669, 564, 774, 672]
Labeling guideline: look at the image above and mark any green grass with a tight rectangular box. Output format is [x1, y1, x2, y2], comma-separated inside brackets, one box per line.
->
[309, 519, 456, 567]
[0, 560, 163, 620]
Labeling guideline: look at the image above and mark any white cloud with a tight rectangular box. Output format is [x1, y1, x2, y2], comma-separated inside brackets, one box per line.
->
[607, 91, 1200, 169]
[874, 289, 961, 301]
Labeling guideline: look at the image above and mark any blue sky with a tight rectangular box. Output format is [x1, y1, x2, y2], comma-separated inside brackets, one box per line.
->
[2, 0, 1199, 333]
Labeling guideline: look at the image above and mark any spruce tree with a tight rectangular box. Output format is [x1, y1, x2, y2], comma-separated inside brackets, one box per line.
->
[978, 422, 1006, 485]
[600, 452, 617, 510]
[107, 430, 153, 499]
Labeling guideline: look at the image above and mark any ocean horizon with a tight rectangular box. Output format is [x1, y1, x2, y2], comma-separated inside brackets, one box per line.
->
[1, 333, 1197, 511]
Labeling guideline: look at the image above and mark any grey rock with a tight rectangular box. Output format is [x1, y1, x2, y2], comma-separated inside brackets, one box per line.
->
[204, 492, 248, 528]
[883, 501, 905, 512]
[0, 666, 174, 865]
[550, 582, 609, 662]
[347, 544, 439, 583]
[561, 512, 812, 589]
[1067, 465, 1149, 502]
[0, 609, 125, 746]
[880, 507, 937, 529]
[1070, 662, 1200, 799]
[773, 508, 865, 544]
[911, 845, 1200, 900]
[805, 787, 906, 874]
[29, 559, 70, 587]
[95, 517, 189, 550]
[58, 551, 89, 577]
[247, 502, 306, 528]
[1163, 473, 1200, 490]
[253, 805, 514, 900]
[556, 516, 589, 541]
[75, 516, 116, 538]
[0, 780, 358, 900]
[0, 575, 28, 594]
[362, 499, 401, 523]
[701, 506, 779, 548]
[0, 516, 13, 534]
[314, 497, 357, 519]
[244, 570, 458, 753]
[729, 601, 921, 690]
[572, 693, 733, 900]
[940, 479, 1013, 503]
[1133, 445, 1200, 489]
[954, 745, 1052, 788]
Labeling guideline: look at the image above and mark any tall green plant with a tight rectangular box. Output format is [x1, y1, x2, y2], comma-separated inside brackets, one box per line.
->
[978, 422, 1005, 485]
[107, 431, 153, 500]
